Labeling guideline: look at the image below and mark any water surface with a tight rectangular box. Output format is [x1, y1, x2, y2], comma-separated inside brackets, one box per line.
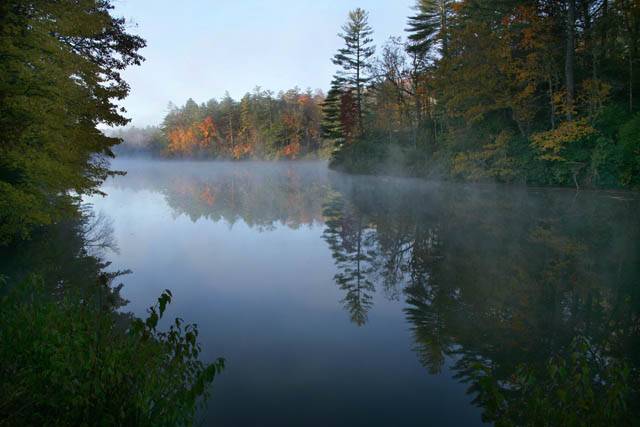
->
[79, 159, 640, 425]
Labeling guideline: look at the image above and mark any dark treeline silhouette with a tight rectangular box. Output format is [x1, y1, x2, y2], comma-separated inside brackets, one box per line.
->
[321, 174, 640, 424]
[0, 1, 223, 424]
[113, 88, 331, 160]
[324, 2, 640, 190]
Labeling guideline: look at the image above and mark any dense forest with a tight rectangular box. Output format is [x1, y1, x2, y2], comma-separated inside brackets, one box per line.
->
[113, 88, 330, 159]
[112, 1, 640, 189]
[323, 1, 640, 189]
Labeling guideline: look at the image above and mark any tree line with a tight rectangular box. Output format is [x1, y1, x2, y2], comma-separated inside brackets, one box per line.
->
[114, 87, 330, 159]
[324, 1, 640, 189]
[107, 161, 329, 229]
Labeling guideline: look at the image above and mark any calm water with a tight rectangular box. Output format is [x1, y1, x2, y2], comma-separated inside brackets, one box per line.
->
[21, 159, 640, 425]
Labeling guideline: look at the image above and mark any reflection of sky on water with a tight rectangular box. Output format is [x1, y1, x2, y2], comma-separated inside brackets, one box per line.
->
[85, 159, 485, 426]
[84, 158, 640, 426]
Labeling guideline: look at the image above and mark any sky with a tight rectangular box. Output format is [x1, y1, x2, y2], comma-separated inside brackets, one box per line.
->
[111, 0, 416, 127]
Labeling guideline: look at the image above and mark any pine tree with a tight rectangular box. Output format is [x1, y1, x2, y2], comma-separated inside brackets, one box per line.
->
[332, 8, 376, 137]
[406, 0, 453, 58]
[239, 93, 254, 145]
[321, 78, 345, 146]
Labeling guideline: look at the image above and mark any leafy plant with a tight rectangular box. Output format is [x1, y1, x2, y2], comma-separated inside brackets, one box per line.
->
[472, 337, 638, 427]
[0, 275, 224, 426]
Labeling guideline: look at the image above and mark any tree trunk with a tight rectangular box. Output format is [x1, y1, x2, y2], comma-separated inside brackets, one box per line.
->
[601, 0, 608, 60]
[582, 0, 597, 81]
[548, 75, 556, 128]
[440, 0, 448, 56]
[624, 0, 638, 113]
[356, 36, 363, 137]
[565, 0, 576, 120]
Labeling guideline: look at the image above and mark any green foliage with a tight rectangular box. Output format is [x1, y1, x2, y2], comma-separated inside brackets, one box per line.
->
[406, 0, 453, 57]
[329, 138, 390, 175]
[474, 337, 638, 427]
[326, 0, 640, 189]
[0, 0, 145, 244]
[619, 113, 640, 188]
[331, 9, 376, 138]
[321, 79, 346, 144]
[0, 276, 224, 426]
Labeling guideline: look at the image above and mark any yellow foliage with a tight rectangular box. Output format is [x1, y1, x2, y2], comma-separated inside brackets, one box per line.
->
[451, 131, 516, 181]
[231, 143, 254, 160]
[579, 79, 611, 118]
[531, 120, 596, 161]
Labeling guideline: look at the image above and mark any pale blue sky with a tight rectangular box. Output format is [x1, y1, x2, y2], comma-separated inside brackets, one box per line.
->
[112, 0, 415, 126]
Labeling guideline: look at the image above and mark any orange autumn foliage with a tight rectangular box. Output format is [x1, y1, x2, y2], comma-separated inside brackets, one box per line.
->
[199, 186, 216, 206]
[231, 143, 254, 159]
[197, 116, 218, 140]
[167, 127, 197, 155]
[281, 142, 301, 158]
[167, 116, 218, 155]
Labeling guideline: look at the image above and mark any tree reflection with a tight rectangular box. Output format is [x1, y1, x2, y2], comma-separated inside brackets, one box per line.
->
[322, 191, 376, 325]
[0, 205, 129, 310]
[322, 176, 640, 422]
[109, 161, 329, 230]
[0, 207, 224, 425]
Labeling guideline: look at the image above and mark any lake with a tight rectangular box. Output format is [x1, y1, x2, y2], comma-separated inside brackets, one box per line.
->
[41, 159, 640, 425]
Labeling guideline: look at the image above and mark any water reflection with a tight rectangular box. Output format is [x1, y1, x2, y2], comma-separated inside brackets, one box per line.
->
[323, 174, 640, 423]
[17, 159, 637, 424]
[323, 192, 376, 325]
[109, 160, 329, 230]
[0, 207, 129, 311]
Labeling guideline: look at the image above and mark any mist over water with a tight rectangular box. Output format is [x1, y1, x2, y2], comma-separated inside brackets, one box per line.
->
[84, 158, 639, 426]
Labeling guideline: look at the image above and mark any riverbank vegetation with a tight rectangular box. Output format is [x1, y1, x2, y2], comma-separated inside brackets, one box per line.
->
[0, 275, 225, 426]
[324, 1, 640, 189]
[0, 1, 222, 424]
[113, 88, 330, 159]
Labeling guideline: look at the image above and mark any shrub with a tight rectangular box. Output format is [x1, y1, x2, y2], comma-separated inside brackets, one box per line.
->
[0, 275, 224, 426]
[619, 113, 640, 188]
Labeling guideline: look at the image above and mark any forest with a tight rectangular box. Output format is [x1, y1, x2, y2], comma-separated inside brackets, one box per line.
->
[323, 1, 640, 189]
[113, 0, 640, 190]
[113, 88, 330, 159]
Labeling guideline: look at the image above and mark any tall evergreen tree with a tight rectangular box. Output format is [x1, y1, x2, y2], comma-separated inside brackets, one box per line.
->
[406, 0, 453, 58]
[321, 78, 345, 146]
[332, 8, 376, 137]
